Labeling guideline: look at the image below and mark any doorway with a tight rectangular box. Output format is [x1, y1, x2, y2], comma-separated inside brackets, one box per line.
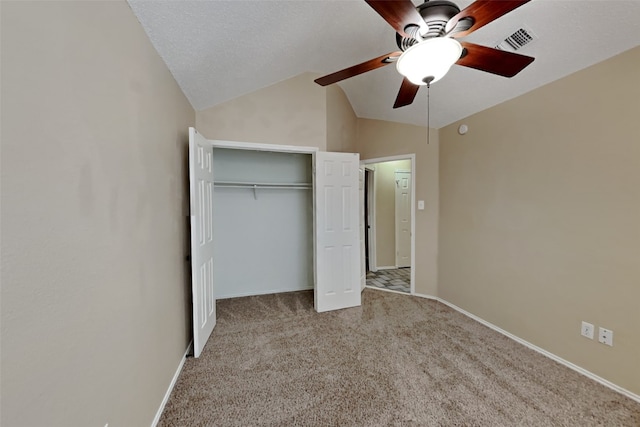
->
[362, 155, 415, 295]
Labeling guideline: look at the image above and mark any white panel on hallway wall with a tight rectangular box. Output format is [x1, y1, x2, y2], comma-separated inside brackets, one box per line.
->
[395, 171, 411, 268]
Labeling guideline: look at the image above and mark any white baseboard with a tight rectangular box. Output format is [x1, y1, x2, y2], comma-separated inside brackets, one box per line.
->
[151, 340, 192, 427]
[412, 293, 640, 404]
[365, 285, 410, 296]
[374, 266, 397, 271]
[413, 292, 438, 300]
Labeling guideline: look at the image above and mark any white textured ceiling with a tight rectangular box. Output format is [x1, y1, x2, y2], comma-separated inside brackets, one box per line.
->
[128, 0, 640, 129]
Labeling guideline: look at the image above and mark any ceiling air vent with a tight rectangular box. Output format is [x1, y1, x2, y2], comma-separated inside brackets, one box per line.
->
[495, 26, 538, 52]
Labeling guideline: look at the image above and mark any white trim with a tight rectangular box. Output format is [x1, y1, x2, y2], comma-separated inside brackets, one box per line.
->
[366, 168, 376, 272]
[365, 285, 411, 296]
[413, 292, 438, 300]
[151, 341, 193, 427]
[210, 139, 318, 154]
[414, 295, 640, 404]
[409, 159, 416, 296]
[206, 139, 320, 307]
[362, 154, 416, 295]
[375, 266, 398, 271]
[359, 164, 366, 292]
[363, 154, 414, 164]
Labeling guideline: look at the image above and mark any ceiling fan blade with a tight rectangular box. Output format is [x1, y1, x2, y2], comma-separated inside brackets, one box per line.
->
[446, 0, 531, 38]
[365, 0, 428, 38]
[393, 77, 420, 109]
[457, 42, 534, 77]
[314, 51, 402, 86]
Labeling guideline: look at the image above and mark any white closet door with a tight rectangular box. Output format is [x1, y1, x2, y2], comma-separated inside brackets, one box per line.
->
[314, 151, 361, 312]
[189, 128, 216, 358]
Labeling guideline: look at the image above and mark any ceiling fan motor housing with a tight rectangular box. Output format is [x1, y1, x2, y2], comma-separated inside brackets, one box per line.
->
[396, 0, 461, 50]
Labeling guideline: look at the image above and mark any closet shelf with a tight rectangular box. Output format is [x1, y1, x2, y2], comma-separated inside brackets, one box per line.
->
[214, 181, 312, 190]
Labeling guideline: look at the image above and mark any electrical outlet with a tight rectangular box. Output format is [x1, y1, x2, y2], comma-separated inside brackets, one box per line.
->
[598, 327, 613, 346]
[581, 321, 594, 339]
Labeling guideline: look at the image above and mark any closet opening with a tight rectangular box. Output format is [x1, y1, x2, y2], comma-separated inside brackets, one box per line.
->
[212, 147, 314, 299]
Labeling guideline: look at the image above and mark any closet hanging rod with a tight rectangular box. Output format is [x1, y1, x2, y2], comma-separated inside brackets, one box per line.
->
[214, 181, 312, 189]
[214, 185, 312, 190]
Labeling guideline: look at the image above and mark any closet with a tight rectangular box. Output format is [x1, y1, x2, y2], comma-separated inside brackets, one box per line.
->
[188, 128, 361, 357]
[211, 147, 314, 299]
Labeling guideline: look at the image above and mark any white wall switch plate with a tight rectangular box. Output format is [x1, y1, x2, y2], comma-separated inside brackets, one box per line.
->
[418, 200, 425, 210]
[598, 327, 613, 346]
[581, 321, 594, 339]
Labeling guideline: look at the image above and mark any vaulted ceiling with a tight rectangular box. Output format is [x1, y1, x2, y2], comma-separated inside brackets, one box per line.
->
[129, 0, 640, 128]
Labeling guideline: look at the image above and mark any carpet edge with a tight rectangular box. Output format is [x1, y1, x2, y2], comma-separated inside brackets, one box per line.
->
[413, 292, 640, 404]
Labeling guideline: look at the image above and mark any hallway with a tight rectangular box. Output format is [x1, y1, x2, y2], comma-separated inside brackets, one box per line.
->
[365, 268, 410, 294]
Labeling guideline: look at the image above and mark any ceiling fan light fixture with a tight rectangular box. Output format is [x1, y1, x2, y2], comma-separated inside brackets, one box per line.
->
[396, 38, 462, 85]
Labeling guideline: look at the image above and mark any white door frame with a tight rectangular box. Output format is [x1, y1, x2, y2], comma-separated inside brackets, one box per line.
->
[208, 140, 319, 296]
[210, 139, 319, 155]
[359, 166, 366, 292]
[362, 154, 416, 295]
[209, 141, 363, 312]
[364, 166, 376, 272]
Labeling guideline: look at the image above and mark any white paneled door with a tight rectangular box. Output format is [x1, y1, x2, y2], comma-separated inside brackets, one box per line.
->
[395, 171, 411, 268]
[314, 152, 361, 312]
[189, 128, 216, 358]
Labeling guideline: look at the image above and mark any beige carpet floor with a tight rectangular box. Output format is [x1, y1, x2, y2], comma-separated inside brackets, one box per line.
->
[159, 289, 640, 426]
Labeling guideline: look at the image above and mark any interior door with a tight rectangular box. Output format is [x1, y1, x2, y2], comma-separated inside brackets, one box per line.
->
[395, 171, 411, 268]
[189, 128, 216, 358]
[314, 151, 361, 312]
[359, 165, 366, 291]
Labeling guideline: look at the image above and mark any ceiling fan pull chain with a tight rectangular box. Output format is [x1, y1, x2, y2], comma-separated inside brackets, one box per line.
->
[426, 80, 431, 145]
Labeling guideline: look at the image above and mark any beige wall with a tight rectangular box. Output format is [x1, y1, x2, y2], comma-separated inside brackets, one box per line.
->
[439, 46, 640, 395]
[1, 2, 195, 426]
[196, 73, 357, 153]
[368, 160, 411, 267]
[196, 73, 327, 149]
[326, 85, 358, 153]
[357, 119, 439, 296]
[196, 78, 437, 296]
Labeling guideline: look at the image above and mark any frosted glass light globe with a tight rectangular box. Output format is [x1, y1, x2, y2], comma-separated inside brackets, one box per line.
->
[396, 38, 463, 85]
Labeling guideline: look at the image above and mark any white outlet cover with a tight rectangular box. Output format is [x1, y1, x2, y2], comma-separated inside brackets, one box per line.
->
[598, 327, 614, 346]
[581, 321, 594, 339]
[418, 200, 425, 210]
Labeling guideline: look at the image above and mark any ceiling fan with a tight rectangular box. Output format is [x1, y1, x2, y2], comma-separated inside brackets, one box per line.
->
[314, 0, 535, 108]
